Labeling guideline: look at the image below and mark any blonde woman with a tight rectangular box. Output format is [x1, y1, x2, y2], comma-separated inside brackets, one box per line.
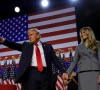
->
[66, 27, 100, 90]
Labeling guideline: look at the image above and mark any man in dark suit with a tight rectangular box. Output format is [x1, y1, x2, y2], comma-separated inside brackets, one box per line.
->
[0, 28, 68, 90]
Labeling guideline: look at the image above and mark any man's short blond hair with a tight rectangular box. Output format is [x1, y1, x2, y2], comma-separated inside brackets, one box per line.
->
[28, 28, 41, 39]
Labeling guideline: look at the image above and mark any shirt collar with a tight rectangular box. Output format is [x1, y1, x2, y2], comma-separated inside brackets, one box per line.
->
[37, 41, 41, 46]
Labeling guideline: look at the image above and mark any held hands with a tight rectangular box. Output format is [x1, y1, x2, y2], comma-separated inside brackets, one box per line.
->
[62, 73, 69, 80]
[62, 72, 77, 86]
[62, 73, 69, 86]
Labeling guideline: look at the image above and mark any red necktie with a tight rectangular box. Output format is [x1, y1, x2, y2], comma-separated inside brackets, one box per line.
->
[35, 44, 43, 72]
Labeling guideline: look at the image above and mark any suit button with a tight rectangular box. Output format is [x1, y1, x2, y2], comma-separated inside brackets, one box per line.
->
[82, 53, 84, 55]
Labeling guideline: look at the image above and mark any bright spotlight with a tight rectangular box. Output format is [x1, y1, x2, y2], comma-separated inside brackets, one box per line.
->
[14, 7, 20, 13]
[41, 0, 49, 7]
[71, 0, 78, 2]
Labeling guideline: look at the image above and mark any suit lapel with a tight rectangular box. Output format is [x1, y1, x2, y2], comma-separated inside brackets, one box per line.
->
[27, 43, 33, 63]
[29, 43, 33, 53]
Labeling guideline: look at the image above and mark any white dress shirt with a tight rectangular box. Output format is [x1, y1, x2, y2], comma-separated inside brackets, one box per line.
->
[31, 41, 47, 67]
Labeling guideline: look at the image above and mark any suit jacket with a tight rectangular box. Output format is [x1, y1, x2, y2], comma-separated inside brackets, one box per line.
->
[3, 40, 66, 86]
[67, 42, 100, 76]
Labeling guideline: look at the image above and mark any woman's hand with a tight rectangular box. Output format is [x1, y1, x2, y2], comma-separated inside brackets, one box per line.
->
[63, 79, 69, 86]
[69, 72, 76, 79]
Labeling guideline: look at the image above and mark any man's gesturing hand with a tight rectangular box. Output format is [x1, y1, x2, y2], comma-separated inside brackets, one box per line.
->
[0, 37, 5, 43]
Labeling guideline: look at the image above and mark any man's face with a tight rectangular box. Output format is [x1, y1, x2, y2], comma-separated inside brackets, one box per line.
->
[28, 30, 39, 44]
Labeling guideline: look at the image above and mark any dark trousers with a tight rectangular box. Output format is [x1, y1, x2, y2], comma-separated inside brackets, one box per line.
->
[21, 67, 49, 90]
[51, 73, 57, 90]
[67, 76, 78, 90]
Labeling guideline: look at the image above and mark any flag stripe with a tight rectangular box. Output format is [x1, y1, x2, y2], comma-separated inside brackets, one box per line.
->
[28, 16, 75, 29]
[28, 11, 75, 24]
[56, 76, 63, 89]
[41, 28, 76, 37]
[41, 32, 77, 42]
[28, 7, 75, 20]
[34, 23, 76, 34]
[47, 37, 77, 45]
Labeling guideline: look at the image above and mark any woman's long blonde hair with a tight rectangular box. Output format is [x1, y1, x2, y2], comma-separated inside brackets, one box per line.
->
[80, 27, 98, 51]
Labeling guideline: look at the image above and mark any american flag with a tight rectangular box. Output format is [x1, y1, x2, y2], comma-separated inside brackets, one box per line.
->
[2, 60, 9, 85]
[0, 6, 78, 90]
[9, 60, 16, 84]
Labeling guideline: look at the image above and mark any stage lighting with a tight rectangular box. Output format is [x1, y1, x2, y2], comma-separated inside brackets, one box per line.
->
[14, 7, 20, 13]
[41, 0, 49, 7]
[71, 0, 78, 2]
